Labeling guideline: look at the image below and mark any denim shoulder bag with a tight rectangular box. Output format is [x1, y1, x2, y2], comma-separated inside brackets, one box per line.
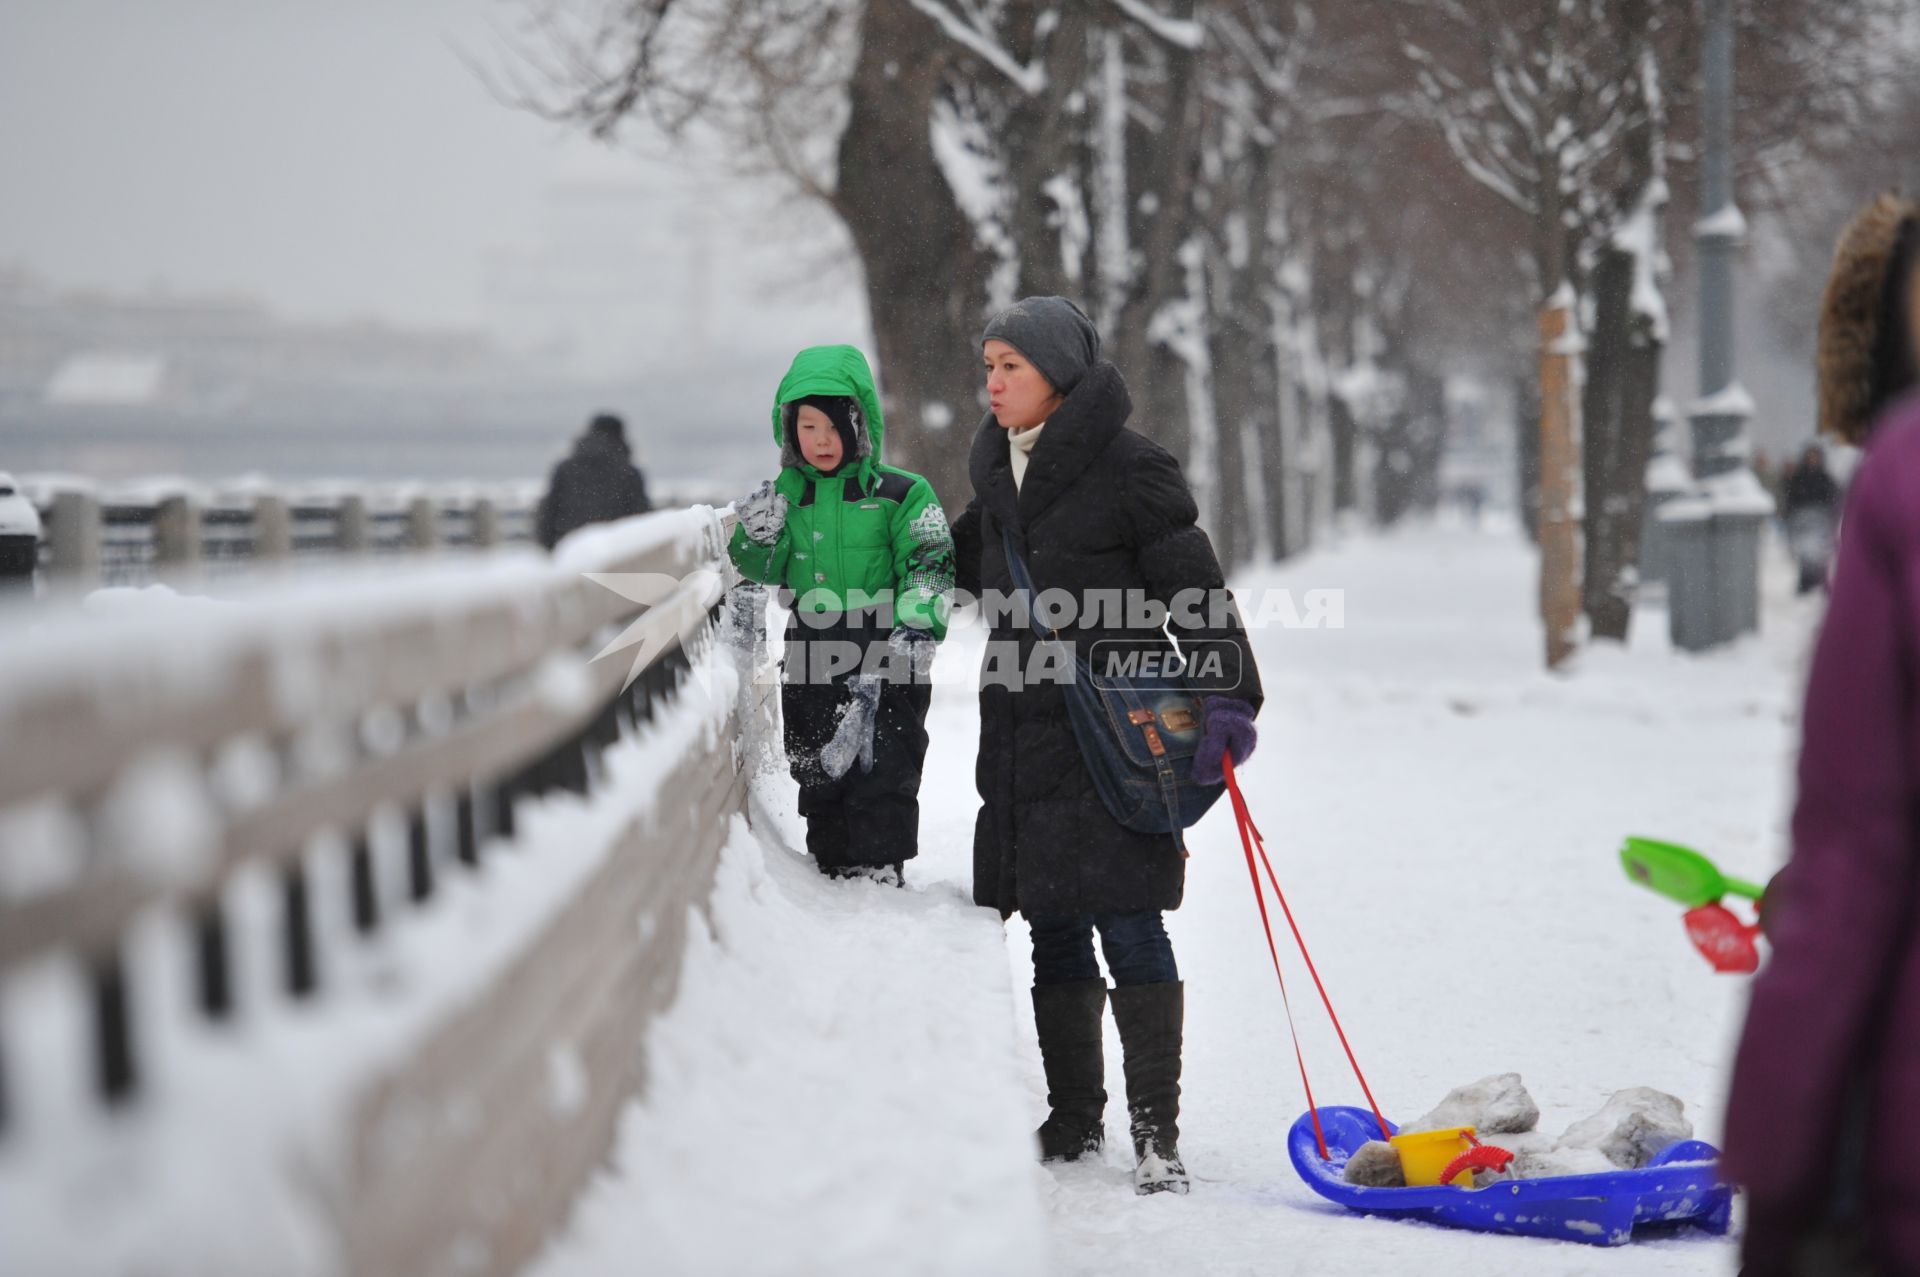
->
[1001, 526, 1226, 838]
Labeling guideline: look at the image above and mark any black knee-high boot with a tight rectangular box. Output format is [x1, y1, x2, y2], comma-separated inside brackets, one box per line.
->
[1110, 980, 1189, 1195]
[1031, 978, 1108, 1162]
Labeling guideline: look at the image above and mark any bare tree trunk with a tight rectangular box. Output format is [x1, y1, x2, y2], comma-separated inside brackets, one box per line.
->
[1208, 131, 1280, 566]
[1581, 14, 1664, 642]
[1204, 212, 1279, 566]
[1208, 271, 1258, 567]
[1004, 7, 1094, 299]
[835, 3, 987, 509]
[1410, 367, 1449, 517]
[1531, 127, 1583, 667]
[1328, 390, 1359, 516]
[1293, 377, 1325, 549]
[1203, 355, 1247, 566]
[1581, 244, 1662, 640]
[1246, 338, 1283, 561]
[1276, 260, 1325, 557]
[1539, 294, 1582, 669]
[1114, 9, 1204, 462]
[1254, 314, 1289, 559]
[1514, 370, 1542, 541]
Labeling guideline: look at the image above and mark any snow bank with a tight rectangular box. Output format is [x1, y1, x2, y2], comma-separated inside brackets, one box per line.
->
[528, 783, 1046, 1277]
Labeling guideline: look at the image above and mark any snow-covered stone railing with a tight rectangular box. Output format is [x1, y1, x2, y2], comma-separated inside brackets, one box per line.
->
[0, 506, 777, 1277]
[25, 475, 542, 588]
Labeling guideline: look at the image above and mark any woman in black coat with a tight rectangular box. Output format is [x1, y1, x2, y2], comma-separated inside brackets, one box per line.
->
[951, 297, 1263, 1195]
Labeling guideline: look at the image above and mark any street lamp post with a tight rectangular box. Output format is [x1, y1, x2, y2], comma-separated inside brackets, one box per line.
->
[1639, 397, 1688, 588]
[1663, 0, 1773, 652]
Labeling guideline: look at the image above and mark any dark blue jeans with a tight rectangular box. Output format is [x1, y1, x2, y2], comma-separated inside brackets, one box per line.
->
[1029, 911, 1179, 988]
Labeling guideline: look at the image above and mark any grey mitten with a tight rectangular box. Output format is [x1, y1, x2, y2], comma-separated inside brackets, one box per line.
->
[887, 626, 937, 679]
[737, 479, 788, 545]
[819, 674, 883, 780]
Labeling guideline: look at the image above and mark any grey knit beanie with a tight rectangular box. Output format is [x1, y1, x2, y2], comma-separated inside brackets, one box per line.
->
[980, 296, 1101, 394]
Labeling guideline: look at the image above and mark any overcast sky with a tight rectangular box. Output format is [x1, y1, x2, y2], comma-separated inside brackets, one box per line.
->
[0, 0, 1825, 464]
[0, 0, 867, 379]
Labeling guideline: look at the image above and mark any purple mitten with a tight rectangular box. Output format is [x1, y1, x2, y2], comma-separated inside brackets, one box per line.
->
[1191, 696, 1257, 785]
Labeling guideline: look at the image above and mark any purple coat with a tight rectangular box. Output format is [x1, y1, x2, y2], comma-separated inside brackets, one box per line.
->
[1724, 395, 1920, 1272]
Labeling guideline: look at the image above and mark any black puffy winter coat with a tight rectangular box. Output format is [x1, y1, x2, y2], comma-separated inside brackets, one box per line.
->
[536, 432, 652, 550]
[952, 360, 1263, 918]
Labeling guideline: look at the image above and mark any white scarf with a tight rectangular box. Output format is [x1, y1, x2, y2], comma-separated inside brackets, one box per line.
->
[1009, 420, 1047, 491]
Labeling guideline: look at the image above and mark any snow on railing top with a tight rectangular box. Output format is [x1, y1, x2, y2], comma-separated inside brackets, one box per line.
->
[0, 505, 734, 992]
[24, 474, 546, 587]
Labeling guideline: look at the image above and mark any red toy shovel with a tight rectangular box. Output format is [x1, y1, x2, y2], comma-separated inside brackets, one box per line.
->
[1683, 902, 1762, 974]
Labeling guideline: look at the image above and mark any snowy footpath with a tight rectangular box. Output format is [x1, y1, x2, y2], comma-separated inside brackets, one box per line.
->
[533, 519, 1816, 1277]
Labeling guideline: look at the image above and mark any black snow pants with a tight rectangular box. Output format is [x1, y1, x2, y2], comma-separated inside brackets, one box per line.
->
[780, 611, 933, 872]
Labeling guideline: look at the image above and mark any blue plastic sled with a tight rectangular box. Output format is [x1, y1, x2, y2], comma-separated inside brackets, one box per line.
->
[1289, 1106, 1734, 1247]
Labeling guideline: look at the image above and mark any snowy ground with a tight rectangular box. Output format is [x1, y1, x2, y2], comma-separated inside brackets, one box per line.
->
[532, 517, 1819, 1277]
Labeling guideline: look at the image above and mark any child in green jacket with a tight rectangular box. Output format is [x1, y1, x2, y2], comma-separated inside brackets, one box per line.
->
[729, 345, 954, 883]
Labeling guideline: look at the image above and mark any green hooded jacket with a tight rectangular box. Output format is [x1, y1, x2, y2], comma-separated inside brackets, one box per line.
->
[728, 344, 955, 639]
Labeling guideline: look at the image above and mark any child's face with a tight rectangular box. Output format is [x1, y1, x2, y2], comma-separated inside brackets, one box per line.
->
[983, 339, 1063, 431]
[794, 404, 844, 470]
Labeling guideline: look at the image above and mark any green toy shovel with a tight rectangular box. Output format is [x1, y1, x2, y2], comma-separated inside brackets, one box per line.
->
[1619, 836, 1766, 973]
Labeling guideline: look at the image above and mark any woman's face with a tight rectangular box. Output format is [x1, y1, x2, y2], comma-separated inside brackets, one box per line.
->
[984, 339, 1063, 431]
[793, 404, 844, 471]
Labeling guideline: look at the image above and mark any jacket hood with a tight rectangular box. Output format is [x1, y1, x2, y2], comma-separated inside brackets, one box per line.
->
[1818, 192, 1919, 445]
[772, 345, 885, 478]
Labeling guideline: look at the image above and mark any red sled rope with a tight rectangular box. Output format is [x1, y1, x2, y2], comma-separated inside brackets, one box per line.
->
[1223, 751, 1390, 1157]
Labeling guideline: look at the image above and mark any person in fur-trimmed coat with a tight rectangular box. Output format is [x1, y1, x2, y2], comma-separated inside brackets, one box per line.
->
[950, 296, 1263, 1196]
[1723, 192, 1920, 1276]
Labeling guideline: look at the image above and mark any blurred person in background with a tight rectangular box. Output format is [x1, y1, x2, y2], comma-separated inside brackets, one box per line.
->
[535, 412, 653, 550]
[1723, 192, 1920, 1275]
[1781, 442, 1842, 594]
